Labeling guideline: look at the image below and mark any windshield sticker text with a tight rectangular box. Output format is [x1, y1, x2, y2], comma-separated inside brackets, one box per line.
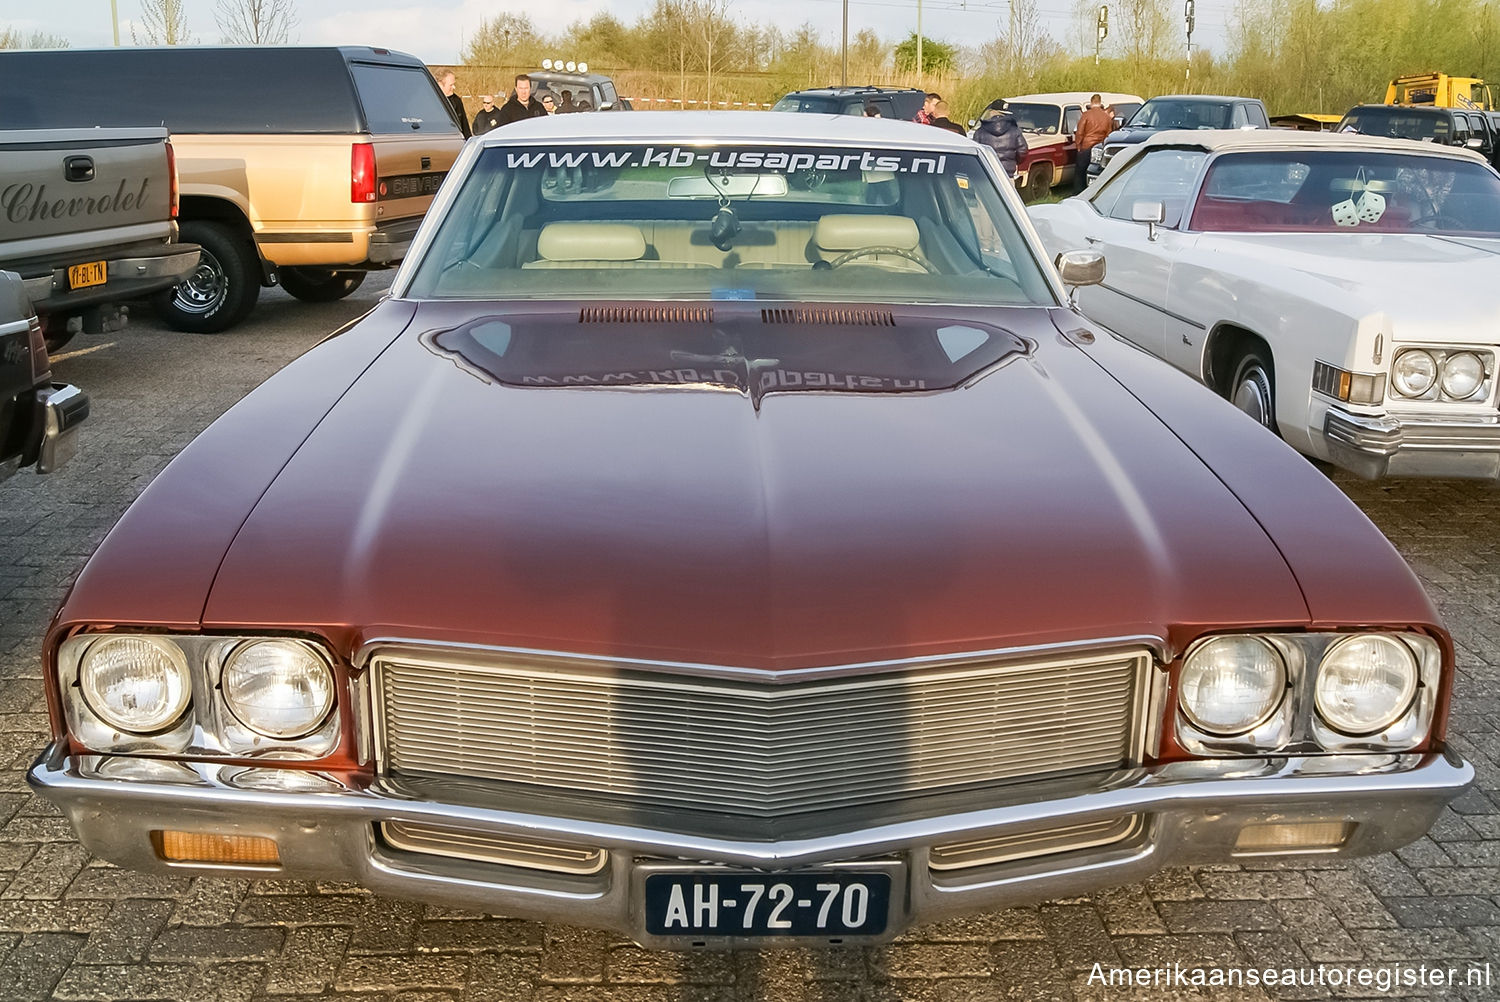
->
[503, 147, 949, 175]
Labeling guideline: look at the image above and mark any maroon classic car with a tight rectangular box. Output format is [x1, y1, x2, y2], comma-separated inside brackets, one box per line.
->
[31, 114, 1470, 947]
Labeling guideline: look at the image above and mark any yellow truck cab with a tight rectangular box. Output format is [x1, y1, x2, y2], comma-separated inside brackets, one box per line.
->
[0, 47, 465, 332]
[1385, 73, 1495, 110]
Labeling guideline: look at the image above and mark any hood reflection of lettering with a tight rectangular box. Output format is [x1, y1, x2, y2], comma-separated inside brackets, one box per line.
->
[424, 308, 1029, 406]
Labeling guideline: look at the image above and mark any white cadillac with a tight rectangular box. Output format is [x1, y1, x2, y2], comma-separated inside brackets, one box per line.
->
[1029, 130, 1500, 480]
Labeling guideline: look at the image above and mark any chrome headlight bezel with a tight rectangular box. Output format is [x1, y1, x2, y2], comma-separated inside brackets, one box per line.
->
[1391, 346, 1494, 403]
[1175, 631, 1443, 756]
[57, 632, 342, 759]
[1177, 636, 1288, 737]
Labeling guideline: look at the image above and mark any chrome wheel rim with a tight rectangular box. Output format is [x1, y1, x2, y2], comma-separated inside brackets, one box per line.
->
[1233, 370, 1273, 428]
[172, 249, 228, 315]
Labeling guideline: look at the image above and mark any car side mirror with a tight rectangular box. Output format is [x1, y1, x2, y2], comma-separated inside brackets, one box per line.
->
[1131, 200, 1166, 241]
[1055, 249, 1105, 307]
[599, 102, 614, 111]
[1467, 136, 1484, 148]
[1113, 116, 1124, 127]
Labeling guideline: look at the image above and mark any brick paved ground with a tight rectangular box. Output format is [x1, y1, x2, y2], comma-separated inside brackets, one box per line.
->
[0, 278, 1496, 1000]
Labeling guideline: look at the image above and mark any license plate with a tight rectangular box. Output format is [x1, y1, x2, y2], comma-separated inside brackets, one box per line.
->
[67, 261, 106, 290]
[644, 871, 890, 938]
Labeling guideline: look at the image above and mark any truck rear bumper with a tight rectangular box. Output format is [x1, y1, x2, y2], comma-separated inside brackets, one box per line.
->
[22, 246, 201, 315]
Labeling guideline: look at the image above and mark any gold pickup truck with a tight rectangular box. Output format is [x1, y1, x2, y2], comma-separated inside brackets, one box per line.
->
[0, 47, 465, 332]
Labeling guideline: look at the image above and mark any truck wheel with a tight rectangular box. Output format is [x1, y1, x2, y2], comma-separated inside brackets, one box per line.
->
[1025, 162, 1053, 201]
[42, 317, 75, 354]
[279, 267, 367, 303]
[1230, 350, 1277, 435]
[154, 221, 260, 333]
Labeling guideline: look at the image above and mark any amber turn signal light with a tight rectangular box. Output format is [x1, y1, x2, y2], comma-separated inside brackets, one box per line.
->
[157, 830, 280, 865]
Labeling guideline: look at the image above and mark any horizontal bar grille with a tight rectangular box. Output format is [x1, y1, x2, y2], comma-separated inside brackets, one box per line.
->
[375, 649, 1143, 817]
[380, 821, 608, 874]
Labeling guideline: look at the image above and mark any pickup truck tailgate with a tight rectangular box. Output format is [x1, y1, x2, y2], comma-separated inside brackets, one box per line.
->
[1, 128, 175, 265]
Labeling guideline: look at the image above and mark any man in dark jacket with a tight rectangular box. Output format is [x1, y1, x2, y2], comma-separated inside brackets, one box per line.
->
[438, 71, 471, 138]
[497, 74, 545, 126]
[472, 95, 502, 136]
[929, 100, 966, 136]
[975, 99, 1028, 178]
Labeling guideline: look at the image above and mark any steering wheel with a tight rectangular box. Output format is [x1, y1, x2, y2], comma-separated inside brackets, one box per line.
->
[1410, 212, 1466, 229]
[827, 246, 939, 272]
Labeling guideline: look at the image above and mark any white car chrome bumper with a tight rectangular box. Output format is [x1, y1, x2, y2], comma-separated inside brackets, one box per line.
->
[1324, 407, 1500, 480]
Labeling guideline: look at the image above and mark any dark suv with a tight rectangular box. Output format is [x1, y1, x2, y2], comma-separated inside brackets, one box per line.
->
[772, 87, 927, 121]
[1087, 95, 1270, 182]
[1341, 105, 1499, 167]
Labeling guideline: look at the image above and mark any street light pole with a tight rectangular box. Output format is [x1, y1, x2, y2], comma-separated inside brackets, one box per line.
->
[841, 0, 848, 86]
[1184, 0, 1195, 83]
[916, 0, 923, 77]
[111, 0, 120, 45]
[1095, 5, 1107, 66]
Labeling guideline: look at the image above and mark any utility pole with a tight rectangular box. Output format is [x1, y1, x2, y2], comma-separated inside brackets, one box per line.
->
[916, 0, 923, 77]
[1095, 4, 1108, 66]
[1184, 0, 1195, 83]
[841, 0, 848, 86]
[111, 0, 120, 45]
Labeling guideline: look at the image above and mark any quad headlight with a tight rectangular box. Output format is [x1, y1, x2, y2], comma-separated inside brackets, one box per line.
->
[1391, 346, 1493, 401]
[1391, 348, 1437, 397]
[222, 640, 335, 739]
[78, 636, 192, 734]
[1314, 635, 1419, 736]
[1178, 636, 1287, 736]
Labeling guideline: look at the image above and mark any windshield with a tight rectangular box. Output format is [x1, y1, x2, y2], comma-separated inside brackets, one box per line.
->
[772, 96, 842, 114]
[1339, 108, 1450, 142]
[1190, 151, 1500, 235]
[405, 142, 1054, 306]
[1128, 100, 1232, 130]
[1006, 103, 1064, 134]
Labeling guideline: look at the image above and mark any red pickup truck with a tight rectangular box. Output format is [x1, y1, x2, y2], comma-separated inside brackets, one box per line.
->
[999, 92, 1143, 200]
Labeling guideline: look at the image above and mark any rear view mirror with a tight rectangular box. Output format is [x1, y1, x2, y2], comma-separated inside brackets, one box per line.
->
[1131, 200, 1166, 240]
[1467, 136, 1484, 149]
[667, 174, 789, 199]
[1055, 249, 1105, 306]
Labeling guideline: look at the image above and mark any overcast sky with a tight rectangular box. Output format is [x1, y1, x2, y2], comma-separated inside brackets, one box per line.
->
[0, 0, 1229, 66]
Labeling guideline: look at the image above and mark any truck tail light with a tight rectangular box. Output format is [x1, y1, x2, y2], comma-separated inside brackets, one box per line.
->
[165, 138, 179, 219]
[352, 142, 377, 203]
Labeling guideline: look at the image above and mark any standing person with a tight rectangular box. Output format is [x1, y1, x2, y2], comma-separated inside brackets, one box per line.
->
[559, 90, 577, 114]
[929, 100, 966, 135]
[438, 71, 471, 138]
[540, 93, 557, 114]
[497, 73, 545, 126]
[974, 99, 1028, 179]
[472, 95, 502, 135]
[1072, 93, 1114, 192]
[863, 103, 882, 117]
[914, 92, 940, 125]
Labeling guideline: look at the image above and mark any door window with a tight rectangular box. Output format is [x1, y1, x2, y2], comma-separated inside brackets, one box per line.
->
[1092, 148, 1207, 226]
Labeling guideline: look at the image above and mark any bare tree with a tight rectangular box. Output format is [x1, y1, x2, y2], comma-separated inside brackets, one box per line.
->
[688, 0, 734, 106]
[0, 26, 70, 48]
[992, 0, 1048, 74]
[215, 0, 297, 44]
[1116, 0, 1169, 62]
[132, 0, 194, 44]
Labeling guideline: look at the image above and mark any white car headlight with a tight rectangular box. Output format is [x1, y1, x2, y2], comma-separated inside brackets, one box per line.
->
[79, 636, 192, 734]
[1315, 635, 1418, 735]
[1179, 636, 1287, 735]
[222, 640, 335, 739]
[1440, 351, 1485, 399]
[1392, 349, 1437, 397]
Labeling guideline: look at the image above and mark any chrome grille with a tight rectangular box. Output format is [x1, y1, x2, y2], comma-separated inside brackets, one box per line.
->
[374, 647, 1146, 817]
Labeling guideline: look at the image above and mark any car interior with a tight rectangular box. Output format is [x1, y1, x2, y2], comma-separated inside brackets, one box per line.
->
[407, 147, 1055, 306]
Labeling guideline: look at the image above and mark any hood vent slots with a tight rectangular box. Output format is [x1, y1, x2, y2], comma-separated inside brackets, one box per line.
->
[761, 307, 896, 327]
[579, 305, 714, 324]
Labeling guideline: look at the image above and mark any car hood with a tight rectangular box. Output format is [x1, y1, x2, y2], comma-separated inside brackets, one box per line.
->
[197, 302, 1309, 669]
[1199, 232, 1500, 342]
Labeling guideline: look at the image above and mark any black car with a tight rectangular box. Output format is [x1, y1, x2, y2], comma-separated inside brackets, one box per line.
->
[527, 65, 629, 111]
[0, 271, 88, 485]
[772, 86, 927, 121]
[1086, 94, 1270, 182]
[1341, 105, 1499, 167]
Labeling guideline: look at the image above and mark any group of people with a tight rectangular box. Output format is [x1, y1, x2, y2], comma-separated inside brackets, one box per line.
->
[437, 71, 590, 138]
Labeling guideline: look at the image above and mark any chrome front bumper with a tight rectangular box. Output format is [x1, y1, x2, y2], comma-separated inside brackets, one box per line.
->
[28, 743, 1471, 947]
[1324, 407, 1500, 480]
